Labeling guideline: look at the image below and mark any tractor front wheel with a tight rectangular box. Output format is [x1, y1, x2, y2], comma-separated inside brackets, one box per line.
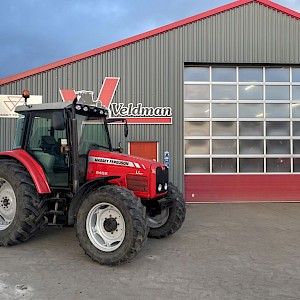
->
[75, 185, 148, 266]
[148, 182, 186, 239]
[0, 160, 47, 246]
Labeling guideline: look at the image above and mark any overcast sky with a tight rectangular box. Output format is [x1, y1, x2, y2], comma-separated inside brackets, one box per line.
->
[1, 0, 300, 79]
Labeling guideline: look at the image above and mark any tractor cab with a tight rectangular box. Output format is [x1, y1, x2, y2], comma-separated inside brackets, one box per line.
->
[14, 101, 115, 190]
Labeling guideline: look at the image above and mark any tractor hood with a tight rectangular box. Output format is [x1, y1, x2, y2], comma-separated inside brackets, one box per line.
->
[87, 150, 162, 172]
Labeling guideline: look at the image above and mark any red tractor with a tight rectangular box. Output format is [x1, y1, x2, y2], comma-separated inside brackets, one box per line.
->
[0, 91, 185, 265]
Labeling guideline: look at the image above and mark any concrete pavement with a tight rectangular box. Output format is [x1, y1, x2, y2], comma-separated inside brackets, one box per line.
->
[1, 203, 300, 300]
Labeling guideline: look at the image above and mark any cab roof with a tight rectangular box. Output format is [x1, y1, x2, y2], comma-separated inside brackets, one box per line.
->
[15, 102, 72, 113]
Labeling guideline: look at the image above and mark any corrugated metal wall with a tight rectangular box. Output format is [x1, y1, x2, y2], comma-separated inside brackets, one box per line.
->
[1, 2, 300, 191]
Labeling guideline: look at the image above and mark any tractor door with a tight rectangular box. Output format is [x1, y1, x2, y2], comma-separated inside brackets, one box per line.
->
[26, 111, 70, 187]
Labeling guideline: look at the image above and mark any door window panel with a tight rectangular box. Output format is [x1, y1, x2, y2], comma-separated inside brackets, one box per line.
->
[212, 121, 236, 136]
[212, 140, 236, 154]
[212, 104, 236, 118]
[265, 68, 290, 82]
[212, 85, 236, 100]
[239, 122, 263, 136]
[239, 104, 263, 118]
[184, 84, 210, 100]
[184, 67, 209, 81]
[239, 68, 263, 82]
[185, 121, 210, 136]
[185, 158, 210, 173]
[239, 85, 263, 100]
[212, 158, 237, 173]
[240, 140, 264, 154]
[184, 103, 210, 118]
[266, 121, 290, 136]
[185, 140, 209, 155]
[212, 67, 236, 82]
[240, 158, 264, 173]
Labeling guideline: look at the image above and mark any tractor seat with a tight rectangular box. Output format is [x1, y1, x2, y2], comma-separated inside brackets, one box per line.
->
[40, 136, 60, 155]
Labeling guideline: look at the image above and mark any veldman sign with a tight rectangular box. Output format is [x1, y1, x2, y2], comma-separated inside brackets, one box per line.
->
[0, 95, 42, 118]
[60, 77, 172, 124]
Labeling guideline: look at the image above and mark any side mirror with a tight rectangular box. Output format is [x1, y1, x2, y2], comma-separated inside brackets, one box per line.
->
[124, 120, 128, 138]
[52, 111, 65, 130]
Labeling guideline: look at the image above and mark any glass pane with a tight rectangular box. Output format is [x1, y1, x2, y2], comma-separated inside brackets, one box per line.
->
[185, 140, 209, 155]
[185, 158, 210, 173]
[239, 68, 263, 82]
[293, 158, 300, 172]
[266, 121, 290, 136]
[240, 140, 264, 154]
[240, 158, 264, 173]
[267, 158, 290, 173]
[212, 140, 236, 154]
[293, 122, 300, 136]
[184, 84, 210, 100]
[292, 86, 300, 101]
[184, 103, 210, 118]
[212, 104, 237, 118]
[212, 85, 237, 100]
[265, 86, 290, 100]
[212, 67, 236, 82]
[212, 158, 237, 173]
[239, 85, 263, 100]
[265, 68, 290, 82]
[185, 121, 209, 136]
[293, 140, 300, 154]
[266, 104, 289, 118]
[212, 121, 237, 136]
[266, 140, 290, 154]
[292, 68, 300, 82]
[239, 104, 263, 118]
[292, 104, 300, 118]
[239, 122, 264, 136]
[184, 67, 209, 81]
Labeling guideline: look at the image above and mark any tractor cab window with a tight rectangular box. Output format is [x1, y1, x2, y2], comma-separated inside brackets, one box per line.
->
[13, 114, 26, 149]
[77, 115, 111, 156]
[26, 111, 69, 187]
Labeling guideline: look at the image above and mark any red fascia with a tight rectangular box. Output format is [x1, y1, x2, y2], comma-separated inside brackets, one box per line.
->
[0, 0, 299, 86]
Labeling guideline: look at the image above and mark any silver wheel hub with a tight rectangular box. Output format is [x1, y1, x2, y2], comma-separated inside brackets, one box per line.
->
[148, 208, 169, 229]
[86, 202, 125, 252]
[0, 178, 16, 231]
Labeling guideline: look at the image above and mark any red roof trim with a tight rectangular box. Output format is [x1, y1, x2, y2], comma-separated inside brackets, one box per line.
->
[1, 0, 299, 86]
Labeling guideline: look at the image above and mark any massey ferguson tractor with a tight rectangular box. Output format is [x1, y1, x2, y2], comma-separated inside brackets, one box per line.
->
[0, 90, 185, 265]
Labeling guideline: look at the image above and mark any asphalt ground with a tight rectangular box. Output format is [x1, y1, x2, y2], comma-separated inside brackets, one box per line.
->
[1, 203, 300, 300]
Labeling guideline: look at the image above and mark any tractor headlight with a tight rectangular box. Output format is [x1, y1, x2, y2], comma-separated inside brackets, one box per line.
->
[158, 184, 162, 192]
[99, 109, 104, 115]
[164, 183, 168, 191]
[83, 106, 89, 112]
[75, 104, 82, 111]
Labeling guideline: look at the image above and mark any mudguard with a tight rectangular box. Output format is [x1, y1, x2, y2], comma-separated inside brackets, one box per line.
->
[0, 149, 51, 194]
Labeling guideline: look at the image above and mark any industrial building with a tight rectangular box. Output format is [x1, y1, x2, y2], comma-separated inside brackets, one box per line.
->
[1, 0, 300, 202]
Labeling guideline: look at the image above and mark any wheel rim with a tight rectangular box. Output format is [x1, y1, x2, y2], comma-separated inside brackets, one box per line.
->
[148, 208, 169, 229]
[86, 202, 125, 252]
[0, 178, 16, 231]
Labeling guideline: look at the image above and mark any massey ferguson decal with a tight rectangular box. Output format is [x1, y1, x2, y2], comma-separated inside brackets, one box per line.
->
[60, 77, 172, 124]
[0, 94, 42, 118]
[89, 156, 135, 167]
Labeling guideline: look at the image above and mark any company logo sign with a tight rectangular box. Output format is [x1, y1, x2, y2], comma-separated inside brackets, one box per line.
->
[0, 94, 42, 118]
[60, 77, 172, 124]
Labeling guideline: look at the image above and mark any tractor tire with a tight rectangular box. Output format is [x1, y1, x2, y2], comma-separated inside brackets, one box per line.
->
[148, 182, 186, 239]
[0, 159, 47, 246]
[75, 185, 148, 266]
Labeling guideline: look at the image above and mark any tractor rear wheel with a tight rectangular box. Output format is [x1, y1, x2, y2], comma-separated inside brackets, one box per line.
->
[148, 182, 186, 239]
[0, 160, 47, 246]
[75, 185, 148, 266]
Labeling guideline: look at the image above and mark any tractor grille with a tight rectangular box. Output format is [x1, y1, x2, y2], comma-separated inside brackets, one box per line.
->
[156, 167, 169, 193]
